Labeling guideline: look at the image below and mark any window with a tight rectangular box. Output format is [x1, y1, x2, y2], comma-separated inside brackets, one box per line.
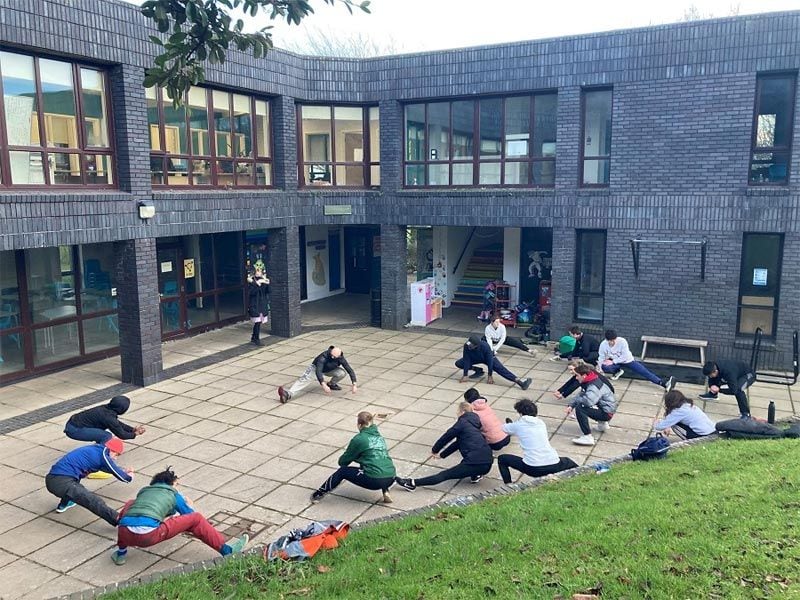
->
[574, 230, 606, 322]
[404, 94, 557, 187]
[750, 73, 796, 185]
[737, 233, 783, 337]
[148, 87, 272, 188]
[581, 88, 612, 186]
[0, 51, 114, 187]
[298, 105, 379, 187]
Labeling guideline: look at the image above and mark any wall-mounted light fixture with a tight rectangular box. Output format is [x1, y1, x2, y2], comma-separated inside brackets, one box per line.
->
[138, 200, 156, 220]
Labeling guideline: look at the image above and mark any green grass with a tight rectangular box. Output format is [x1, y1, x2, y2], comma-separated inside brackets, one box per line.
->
[107, 440, 800, 599]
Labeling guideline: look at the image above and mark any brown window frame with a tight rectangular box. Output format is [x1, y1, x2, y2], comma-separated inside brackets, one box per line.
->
[0, 51, 116, 189]
[749, 72, 797, 186]
[579, 87, 613, 188]
[296, 104, 379, 189]
[148, 87, 273, 189]
[402, 93, 557, 189]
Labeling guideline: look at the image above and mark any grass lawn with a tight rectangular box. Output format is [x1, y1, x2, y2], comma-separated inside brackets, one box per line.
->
[106, 439, 800, 600]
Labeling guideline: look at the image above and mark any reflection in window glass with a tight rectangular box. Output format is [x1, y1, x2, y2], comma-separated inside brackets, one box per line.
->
[1, 52, 40, 146]
[146, 86, 162, 151]
[582, 89, 612, 185]
[574, 230, 606, 322]
[25, 246, 76, 325]
[750, 74, 796, 185]
[428, 102, 450, 161]
[479, 99, 501, 159]
[80, 69, 109, 147]
[255, 100, 270, 157]
[213, 90, 232, 157]
[504, 96, 530, 158]
[188, 87, 210, 156]
[533, 94, 557, 158]
[50, 152, 82, 184]
[369, 106, 380, 162]
[162, 90, 187, 155]
[333, 106, 363, 164]
[80, 243, 116, 314]
[9, 151, 45, 185]
[737, 233, 783, 336]
[233, 94, 252, 158]
[405, 104, 425, 162]
[40, 59, 78, 149]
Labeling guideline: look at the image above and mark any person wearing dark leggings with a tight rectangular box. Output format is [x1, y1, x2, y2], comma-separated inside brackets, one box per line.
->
[395, 402, 493, 491]
[311, 412, 396, 504]
[553, 359, 615, 400]
[498, 399, 578, 483]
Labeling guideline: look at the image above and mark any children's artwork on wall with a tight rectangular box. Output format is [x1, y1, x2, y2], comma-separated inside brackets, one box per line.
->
[312, 252, 326, 286]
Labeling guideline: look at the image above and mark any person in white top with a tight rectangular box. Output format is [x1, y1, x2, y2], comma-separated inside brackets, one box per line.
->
[497, 399, 578, 484]
[484, 315, 535, 356]
[598, 329, 675, 391]
[654, 390, 716, 439]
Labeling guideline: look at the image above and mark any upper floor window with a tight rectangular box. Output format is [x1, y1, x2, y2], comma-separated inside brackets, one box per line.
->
[148, 87, 272, 188]
[0, 51, 114, 188]
[404, 94, 557, 187]
[581, 88, 612, 187]
[750, 73, 796, 185]
[298, 105, 379, 187]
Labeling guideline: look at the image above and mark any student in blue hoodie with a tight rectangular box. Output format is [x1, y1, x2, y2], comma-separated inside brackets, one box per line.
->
[44, 437, 133, 526]
[395, 402, 494, 491]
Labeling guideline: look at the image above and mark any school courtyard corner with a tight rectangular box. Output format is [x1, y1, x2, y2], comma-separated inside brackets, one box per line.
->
[0, 324, 796, 599]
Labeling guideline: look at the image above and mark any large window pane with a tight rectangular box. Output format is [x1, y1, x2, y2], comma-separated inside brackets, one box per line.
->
[82, 314, 119, 353]
[428, 102, 450, 161]
[233, 94, 252, 158]
[479, 98, 501, 159]
[26, 246, 76, 325]
[406, 164, 424, 186]
[574, 230, 606, 322]
[9, 150, 45, 184]
[0, 252, 20, 358]
[85, 154, 113, 185]
[302, 105, 332, 162]
[451, 101, 473, 159]
[188, 87, 210, 156]
[255, 100, 270, 157]
[335, 164, 364, 187]
[582, 158, 610, 186]
[737, 233, 782, 336]
[186, 295, 217, 328]
[146, 86, 162, 151]
[1, 52, 40, 146]
[80, 68, 109, 147]
[504, 96, 530, 158]
[478, 162, 499, 185]
[405, 104, 425, 161]
[32, 322, 80, 366]
[0, 332, 25, 377]
[80, 243, 116, 314]
[40, 59, 78, 149]
[533, 94, 557, 158]
[369, 106, 380, 162]
[162, 90, 187, 154]
[218, 289, 244, 321]
[504, 161, 529, 185]
[50, 152, 81, 184]
[750, 74, 795, 185]
[214, 232, 242, 288]
[212, 90, 232, 157]
[334, 106, 363, 164]
[582, 89, 612, 186]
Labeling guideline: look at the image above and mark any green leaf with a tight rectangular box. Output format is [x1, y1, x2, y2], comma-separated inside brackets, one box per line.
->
[148, 35, 164, 46]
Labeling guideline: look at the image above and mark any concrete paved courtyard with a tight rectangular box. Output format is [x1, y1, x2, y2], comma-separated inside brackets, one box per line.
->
[0, 322, 796, 599]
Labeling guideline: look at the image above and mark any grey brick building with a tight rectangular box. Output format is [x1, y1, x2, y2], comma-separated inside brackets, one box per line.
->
[0, 0, 798, 386]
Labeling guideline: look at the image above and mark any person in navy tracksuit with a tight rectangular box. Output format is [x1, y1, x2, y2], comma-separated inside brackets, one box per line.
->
[44, 438, 133, 526]
[456, 336, 532, 390]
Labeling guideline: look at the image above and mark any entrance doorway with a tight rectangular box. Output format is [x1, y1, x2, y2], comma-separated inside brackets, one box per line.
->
[344, 226, 378, 294]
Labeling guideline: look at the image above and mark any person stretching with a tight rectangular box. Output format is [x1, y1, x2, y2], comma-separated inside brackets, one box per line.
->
[456, 336, 532, 390]
[484, 315, 535, 356]
[553, 359, 615, 401]
[64, 395, 145, 444]
[112, 467, 248, 565]
[700, 359, 756, 419]
[655, 390, 716, 439]
[395, 402, 493, 491]
[499, 399, 578, 483]
[598, 329, 675, 391]
[278, 345, 357, 403]
[45, 438, 132, 526]
[463, 388, 510, 450]
[566, 364, 618, 446]
[311, 412, 396, 504]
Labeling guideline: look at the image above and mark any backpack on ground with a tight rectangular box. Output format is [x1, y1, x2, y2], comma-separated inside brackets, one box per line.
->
[631, 433, 670, 461]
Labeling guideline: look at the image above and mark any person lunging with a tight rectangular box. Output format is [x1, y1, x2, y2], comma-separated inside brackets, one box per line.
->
[463, 388, 510, 450]
[278, 345, 357, 403]
[456, 336, 532, 390]
[311, 412, 396, 504]
[598, 329, 675, 391]
[566, 364, 618, 446]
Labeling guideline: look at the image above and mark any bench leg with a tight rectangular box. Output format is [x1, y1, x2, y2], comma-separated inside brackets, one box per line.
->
[699, 347, 705, 367]
[641, 341, 648, 361]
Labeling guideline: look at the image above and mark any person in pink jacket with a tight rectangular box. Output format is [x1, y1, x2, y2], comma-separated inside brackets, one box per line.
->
[463, 388, 510, 450]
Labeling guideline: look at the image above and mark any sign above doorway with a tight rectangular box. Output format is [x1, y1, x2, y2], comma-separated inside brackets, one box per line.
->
[323, 204, 352, 216]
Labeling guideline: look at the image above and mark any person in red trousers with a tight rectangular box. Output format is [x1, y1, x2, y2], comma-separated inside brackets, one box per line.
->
[112, 467, 248, 565]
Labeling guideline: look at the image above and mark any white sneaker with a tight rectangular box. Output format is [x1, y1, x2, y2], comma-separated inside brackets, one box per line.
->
[549, 355, 562, 362]
[595, 421, 610, 432]
[572, 434, 596, 446]
[610, 369, 625, 381]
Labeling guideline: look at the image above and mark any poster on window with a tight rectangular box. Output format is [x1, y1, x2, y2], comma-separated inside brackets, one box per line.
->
[753, 268, 768, 286]
[184, 259, 195, 279]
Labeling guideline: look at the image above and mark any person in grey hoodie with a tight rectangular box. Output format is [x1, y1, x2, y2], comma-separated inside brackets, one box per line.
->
[64, 396, 145, 444]
[566, 364, 618, 447]
[395, 402, 493, 491]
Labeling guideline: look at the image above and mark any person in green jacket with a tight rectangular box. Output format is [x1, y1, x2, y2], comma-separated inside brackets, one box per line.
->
[311, 412, 396, 504]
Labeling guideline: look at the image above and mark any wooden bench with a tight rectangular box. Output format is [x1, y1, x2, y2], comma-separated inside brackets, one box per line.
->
[640, 336, 708, 367]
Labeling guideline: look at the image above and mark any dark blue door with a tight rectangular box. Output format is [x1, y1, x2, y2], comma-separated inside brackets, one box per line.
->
[329, 230, 341, 291]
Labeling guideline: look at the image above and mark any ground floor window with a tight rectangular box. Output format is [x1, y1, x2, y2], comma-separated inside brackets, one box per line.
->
[574, 230, 606, 322]
[0, 243, 119, 381]
[737, 233, 783, 337]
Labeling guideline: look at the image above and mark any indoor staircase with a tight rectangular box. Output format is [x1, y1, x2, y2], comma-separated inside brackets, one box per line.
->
[450, 244, 503, 309]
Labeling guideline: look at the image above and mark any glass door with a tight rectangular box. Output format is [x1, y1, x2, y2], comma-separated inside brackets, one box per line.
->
[157, 244, 186, 337]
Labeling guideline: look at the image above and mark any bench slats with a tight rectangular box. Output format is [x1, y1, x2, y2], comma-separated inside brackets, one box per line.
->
[640, 336, 708, 366]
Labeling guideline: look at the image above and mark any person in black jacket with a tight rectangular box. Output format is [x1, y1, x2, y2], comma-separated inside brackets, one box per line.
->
[550, 326, 600, 363]
[553, 359, 615, 400]
[247, 267, 270, 346]
[65, 396, 144, 444]
[456, 336, 532, 390]
[278, 345, 357, 403]
[395, 402, 494, 491]
[700, 359, 756, 418]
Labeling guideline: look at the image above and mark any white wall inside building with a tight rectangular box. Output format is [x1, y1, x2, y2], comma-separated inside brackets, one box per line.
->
[302, 225, 345, 302]
[503, 227, 521, 304]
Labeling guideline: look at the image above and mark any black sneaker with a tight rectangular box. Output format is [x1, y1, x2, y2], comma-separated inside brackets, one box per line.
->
[698, 392, 718, 401]
[328, 382, 342, 391]
[395, 477, 416, 492]
[310, 490, 325, 504]
[662, 376, 675, 392]
[505, 417, 513, 424]
[518, 377, 532, 391]
[469, 369, 485, 380]
[470, 475, 482, 484]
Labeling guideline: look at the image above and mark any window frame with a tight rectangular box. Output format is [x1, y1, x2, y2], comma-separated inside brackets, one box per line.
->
[748, 71, 797, 186]
[579, 86, 613, 188]
[573, 229, 607, 323]
[148, 87, 273, 189]
[402, 93, 557, 188]
[296, 104, 379, 189]
[736, 232, 784, 339]
[0, 50, 116, 189]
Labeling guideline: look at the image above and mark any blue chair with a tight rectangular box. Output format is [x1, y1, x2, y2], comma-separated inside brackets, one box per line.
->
[0, 303, 21, 349]
[162, 281, 180, 329]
